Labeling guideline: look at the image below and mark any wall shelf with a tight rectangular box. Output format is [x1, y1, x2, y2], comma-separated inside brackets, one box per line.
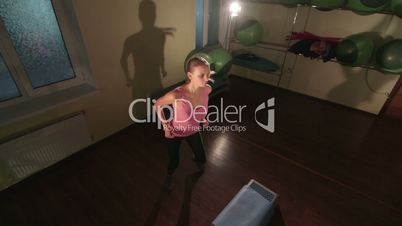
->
[230, 39, 288, 52]
[228, 0, 401, 92]
[245, 0, 396, 16]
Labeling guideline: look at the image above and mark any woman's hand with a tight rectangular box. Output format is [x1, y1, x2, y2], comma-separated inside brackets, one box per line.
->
[164, 129, 175, 138]
[163, 124, 175, 138]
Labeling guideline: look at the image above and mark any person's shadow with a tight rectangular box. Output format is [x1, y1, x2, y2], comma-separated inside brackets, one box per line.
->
[143, 186, 169, 226]
[121, 0, 176, 119]
[176, 171, 203, 226]
[268, 205, 286, 226]
[143, 172, 203, 226]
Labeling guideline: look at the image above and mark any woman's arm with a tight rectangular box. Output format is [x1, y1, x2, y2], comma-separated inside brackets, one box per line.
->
[203, 85, 212, 127]
[154, 91, 177, 138]
[120, 39, 133, 87]
[154, 91, 177, 120]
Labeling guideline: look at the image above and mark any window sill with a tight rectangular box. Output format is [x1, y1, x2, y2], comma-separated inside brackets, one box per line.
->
[0, 83, 98, 127]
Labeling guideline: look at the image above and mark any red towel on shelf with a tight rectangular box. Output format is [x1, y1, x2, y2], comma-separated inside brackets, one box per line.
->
[287, 32, 342, 44]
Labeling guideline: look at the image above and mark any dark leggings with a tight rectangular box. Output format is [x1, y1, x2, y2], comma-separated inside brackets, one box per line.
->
[166, 132, 206, 175]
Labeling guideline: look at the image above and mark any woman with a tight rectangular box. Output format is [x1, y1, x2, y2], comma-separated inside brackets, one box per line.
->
[154, 57, 212, 190]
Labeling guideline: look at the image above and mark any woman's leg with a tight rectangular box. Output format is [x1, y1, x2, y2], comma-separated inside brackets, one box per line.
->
[185, 132, 206, 171]
[167, 137, 182, 175]
[165, 137, 182, 191]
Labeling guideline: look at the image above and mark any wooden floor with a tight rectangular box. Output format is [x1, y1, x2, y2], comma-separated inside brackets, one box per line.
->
[1, 75, 402, 226]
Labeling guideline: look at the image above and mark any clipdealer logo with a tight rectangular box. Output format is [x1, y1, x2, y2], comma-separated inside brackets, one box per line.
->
[254, 97, 275, 133]
[128, 97, 275, 133]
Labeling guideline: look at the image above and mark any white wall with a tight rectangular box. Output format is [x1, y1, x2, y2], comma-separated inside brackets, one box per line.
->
[224, 1, 401, 114]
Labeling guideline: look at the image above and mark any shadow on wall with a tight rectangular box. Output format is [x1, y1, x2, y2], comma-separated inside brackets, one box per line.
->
[121, 0, 176, 119]
[326, 66, 394, 111]
[326, 67, 374, 108]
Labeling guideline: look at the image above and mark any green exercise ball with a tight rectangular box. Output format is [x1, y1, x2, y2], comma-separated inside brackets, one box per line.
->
[375, 39, 402, 74]
[311, 0, 345, 10]
[391, 0, 402, 17]
[347, 0, 389, 14]
[234, 19, 264, 46]
[208, 48, 233, 78]
[184, 49, 213, 73]
[315, 7, 335, 11]
[184, 47, 232, 78]
[361, 0, 389, 7]
[278, 0, 306, 7]
[336, 32, 383, 66]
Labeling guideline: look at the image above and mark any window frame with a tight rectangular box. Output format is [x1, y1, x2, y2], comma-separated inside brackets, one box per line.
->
[0, 0, 92, 108]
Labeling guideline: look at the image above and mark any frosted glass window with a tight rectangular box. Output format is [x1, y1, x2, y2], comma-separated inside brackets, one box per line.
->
[0, 0, 75, 88]
[0, 53, 20, 101]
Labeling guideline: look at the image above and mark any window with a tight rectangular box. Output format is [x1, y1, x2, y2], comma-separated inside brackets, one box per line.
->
[0, 53, 20, 101]
[0, 0, 91, 107]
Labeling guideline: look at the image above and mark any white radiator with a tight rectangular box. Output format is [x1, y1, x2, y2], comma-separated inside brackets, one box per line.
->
[0, 113, 92, 190]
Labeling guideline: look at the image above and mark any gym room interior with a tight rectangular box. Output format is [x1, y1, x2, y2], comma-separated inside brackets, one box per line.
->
[1, 0, 402, 225]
